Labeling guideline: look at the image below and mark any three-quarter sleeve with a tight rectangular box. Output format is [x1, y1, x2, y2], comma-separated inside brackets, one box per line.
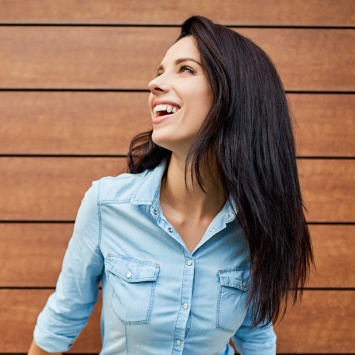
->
[34, 181, 104, 352]
[232, 305, 277, 355]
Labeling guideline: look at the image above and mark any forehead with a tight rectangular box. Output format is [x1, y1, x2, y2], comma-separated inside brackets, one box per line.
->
[161, 36, 200, 64]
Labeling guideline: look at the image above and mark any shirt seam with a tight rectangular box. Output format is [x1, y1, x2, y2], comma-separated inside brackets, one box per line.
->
[97, 180, 103, 248]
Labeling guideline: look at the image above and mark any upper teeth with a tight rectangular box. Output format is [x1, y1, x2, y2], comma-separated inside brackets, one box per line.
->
[153, 104, 179, 114]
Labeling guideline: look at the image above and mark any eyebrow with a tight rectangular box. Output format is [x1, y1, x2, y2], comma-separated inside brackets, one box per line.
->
[158, 57, 202, 71]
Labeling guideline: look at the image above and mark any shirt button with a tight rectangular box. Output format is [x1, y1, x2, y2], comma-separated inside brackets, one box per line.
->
[153, 209, 158, 215]
[187, 260, 193, 266]
[209, 227, 215, 232]
[176, 339, 181, 346]
[168, 227, 173, 233]
[183, 303, 189, 310]
[126, 272, 132, 279]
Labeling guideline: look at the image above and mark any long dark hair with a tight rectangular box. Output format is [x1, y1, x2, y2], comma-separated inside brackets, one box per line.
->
[127, 16, 313, 327]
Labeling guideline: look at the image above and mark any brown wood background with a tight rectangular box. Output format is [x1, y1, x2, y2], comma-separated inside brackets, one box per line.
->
[0, 0, 354, 353]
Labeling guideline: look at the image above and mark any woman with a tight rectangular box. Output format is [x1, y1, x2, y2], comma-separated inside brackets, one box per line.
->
[29, 16, 313, 354]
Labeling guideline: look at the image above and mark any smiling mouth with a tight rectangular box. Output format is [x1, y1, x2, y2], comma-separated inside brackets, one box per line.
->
[153, 104, 180, 117]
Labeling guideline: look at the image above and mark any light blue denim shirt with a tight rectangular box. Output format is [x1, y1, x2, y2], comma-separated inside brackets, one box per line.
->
[34, 160, 276, 354]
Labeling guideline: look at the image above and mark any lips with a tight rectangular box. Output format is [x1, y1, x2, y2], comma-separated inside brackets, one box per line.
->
[152, 101, 181, 124]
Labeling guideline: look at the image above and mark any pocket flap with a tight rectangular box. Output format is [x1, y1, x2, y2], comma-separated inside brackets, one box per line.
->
[218, 268, 250, 290]
[106, 254, 160, 283]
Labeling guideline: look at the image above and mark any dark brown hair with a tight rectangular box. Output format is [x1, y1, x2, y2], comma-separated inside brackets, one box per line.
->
[127, 16, 313, 327]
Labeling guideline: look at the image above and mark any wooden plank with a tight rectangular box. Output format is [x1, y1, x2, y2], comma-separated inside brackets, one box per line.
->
[0, 27, 354, 91]
[290, 94, 355, 157]
[0, 0, 353, 26]
[1, 92, 354, 157]
[274, 291, 355, 353]
[0, 91, 151, 155]
[298, 159, 355, 222]
[0, 158, 354, 222]
[1, 224, 353, 288]
[0, 223, 72, 287]
[0, 289, 101, 353]
[0, 157, 124, 221]
[0, 289, 354, 352]
[307, 225, 355, 288]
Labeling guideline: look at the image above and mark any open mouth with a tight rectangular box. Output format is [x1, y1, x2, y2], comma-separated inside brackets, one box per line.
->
[153, 104, 180, 117]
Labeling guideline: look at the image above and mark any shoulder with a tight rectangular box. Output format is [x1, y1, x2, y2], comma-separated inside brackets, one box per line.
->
[95, 170, 150, 203]
[85, 160, 166, 205]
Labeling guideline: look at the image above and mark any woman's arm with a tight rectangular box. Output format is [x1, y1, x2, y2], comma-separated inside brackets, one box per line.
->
[28, 340, 61, 355]
[232, 306, 276, 355]
[29, 182, 104, 352]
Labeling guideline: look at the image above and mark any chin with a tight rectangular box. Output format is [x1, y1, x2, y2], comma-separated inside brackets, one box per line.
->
[151, 132, 171, 151]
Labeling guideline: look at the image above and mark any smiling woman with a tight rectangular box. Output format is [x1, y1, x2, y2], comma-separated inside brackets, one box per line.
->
[148, 36, 213, 159]
[29, 16, 313, 355]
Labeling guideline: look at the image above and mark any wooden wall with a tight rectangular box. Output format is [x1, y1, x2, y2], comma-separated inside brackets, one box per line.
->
[0, 1, 354, 353]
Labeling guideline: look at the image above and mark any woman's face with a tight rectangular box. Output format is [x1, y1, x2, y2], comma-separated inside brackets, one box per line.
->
[148, 36, 213, 157]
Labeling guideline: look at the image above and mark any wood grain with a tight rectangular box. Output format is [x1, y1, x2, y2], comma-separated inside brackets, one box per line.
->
[0, 289, 353, 353]
[290, 94, 355, 157]
[0, 27, 354, 91]
[0, 158, 354, 222]
[0, 0, 353, 26]
[274, 290, 355, 353]
[1, 92, 353, 157]
[307, 225, 355, 288]
[298, 159, 355, 222]
[0, 91, 151, 156]
[1, 223, 353, 288]
[0, 157, 124, 221]
[0, 223, 72, 287]
[0, 289, 102, 352]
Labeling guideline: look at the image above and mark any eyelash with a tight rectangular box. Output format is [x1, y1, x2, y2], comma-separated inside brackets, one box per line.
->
[156, 65, 196, 77]
[179, 65, 195, 74]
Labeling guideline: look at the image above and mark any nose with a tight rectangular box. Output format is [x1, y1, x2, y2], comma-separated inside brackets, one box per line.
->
[148, 74, 169, 95]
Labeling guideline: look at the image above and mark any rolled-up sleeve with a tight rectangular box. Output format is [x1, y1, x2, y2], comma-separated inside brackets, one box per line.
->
[34, 181, 104, 352]
[232, 306, 276, 355]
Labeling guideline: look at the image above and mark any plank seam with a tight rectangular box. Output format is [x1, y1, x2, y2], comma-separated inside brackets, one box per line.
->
[0, 89, 354, 94]
[0, 23, 354, 29]
[1, 155, 354, 159]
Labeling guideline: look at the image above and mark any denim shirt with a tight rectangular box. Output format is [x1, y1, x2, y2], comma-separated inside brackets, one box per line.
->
[34, 161, 276, 354]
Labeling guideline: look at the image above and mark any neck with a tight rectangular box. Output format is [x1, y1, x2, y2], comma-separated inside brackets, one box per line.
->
[160, 153, 226, 220]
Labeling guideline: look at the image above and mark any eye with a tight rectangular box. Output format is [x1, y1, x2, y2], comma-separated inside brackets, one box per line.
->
[179, 65, 196, 74]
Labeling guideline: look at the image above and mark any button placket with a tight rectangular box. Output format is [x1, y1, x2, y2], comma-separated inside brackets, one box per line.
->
[172, 254, 194, 354]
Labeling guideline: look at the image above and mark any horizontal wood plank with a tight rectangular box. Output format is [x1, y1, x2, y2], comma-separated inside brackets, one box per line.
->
[0, 157, 124, 221]
[0, 92, 353, 157]
[0, 0, 353, 26]
[0, 289, 353, 352]
[274, 291, 355, 353]
[290, 94, 355, 157]
[1, 224, 353, 288]
[0, 158, 354, 222]
[307, 225, 355, 288]
[0, 27, 354, 91]
[0, 289, 101, 352]
[298, 159, 355, 222]
[0, 223, 71, 287]
[0, 91, 151, 156]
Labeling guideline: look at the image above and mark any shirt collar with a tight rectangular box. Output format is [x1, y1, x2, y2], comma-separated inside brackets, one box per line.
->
[130, 159, 168, 205]
[129, 159, 238, 223]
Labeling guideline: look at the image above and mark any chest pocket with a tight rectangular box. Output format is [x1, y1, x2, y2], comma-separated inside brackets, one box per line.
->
[105, 254, 160, 324]
[217, 268, 250, 332]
